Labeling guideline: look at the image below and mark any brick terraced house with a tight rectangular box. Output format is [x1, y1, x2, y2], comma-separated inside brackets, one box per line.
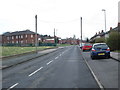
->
[2, 30, 40, 46]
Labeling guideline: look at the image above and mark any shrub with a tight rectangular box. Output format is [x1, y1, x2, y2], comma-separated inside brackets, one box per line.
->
[95, 37, 105, 43]
[106, 31, 120, 50]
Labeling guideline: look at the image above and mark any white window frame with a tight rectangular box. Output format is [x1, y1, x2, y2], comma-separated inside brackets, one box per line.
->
[31, 34, 33, 38]
[21, 35, 23, 38]
[26, 34, 27, 38]
[12, 36, 14, 39]
[16, 36, 18, 39]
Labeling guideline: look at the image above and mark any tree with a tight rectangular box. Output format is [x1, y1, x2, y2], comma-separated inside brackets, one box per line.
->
[95, 37, 105, 43]
[106, 31, 120, 50]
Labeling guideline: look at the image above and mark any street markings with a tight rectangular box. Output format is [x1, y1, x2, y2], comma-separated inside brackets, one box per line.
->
[7, 83, 19, 90]
[46, 60, 53, 65]
[55, 56, 59, 59]
[80, 50, 104, 90]
[28, 67, 43, 77]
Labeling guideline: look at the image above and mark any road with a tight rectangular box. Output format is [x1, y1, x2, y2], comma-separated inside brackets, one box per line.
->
[2, 45, 99, 89]
[82, 51, 118, 88]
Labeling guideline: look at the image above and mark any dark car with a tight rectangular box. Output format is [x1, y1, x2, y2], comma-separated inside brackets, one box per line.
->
[82, 43, 92, 51]
[90, 43, 110, 59]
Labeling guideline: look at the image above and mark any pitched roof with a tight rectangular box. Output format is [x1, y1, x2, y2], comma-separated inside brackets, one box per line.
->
[2, 30, 37, 36]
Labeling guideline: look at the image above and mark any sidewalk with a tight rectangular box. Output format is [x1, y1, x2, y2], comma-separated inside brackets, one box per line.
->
[110, 52, 120, 61]
[1, 48, 58, 69]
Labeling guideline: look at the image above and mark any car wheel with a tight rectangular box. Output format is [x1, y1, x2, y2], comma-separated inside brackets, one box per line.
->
[106, 55, 110, 59]
[91, 56, 95, 60]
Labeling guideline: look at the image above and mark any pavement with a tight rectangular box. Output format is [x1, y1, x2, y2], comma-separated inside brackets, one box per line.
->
[110, 52, 120, 61]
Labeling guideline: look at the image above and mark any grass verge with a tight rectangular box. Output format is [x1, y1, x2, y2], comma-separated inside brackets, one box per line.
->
[1, 46, 55, 57]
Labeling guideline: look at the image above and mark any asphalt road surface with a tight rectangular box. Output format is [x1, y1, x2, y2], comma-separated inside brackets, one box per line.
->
[3, 46, 99, 89]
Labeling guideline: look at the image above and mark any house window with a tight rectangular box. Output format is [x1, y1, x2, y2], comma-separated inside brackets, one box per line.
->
[12, 36, 14, 39]
[21, 35, 23, 38]
[7, 37, 9, 40]
[16, 36, 18, 39]
[31, 35, 33, 38]
[26, 35, 27, 38]
[21, 40, 23, 43]
[16, 41, 18, 43]
[12, 41, 14, 43]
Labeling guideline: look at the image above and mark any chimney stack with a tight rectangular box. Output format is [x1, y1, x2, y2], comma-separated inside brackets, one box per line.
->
[110, 27, 112, 30]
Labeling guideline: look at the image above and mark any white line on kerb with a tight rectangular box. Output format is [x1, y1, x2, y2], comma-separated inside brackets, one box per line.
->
[28, 67, 43, 77]
[81, 51, 104, 90]
[7, 83, 19, 90]
[46, 60, 53, 65]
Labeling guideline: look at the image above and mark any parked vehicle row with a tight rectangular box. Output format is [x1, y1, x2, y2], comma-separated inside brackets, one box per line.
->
[79, 43, 111, 59]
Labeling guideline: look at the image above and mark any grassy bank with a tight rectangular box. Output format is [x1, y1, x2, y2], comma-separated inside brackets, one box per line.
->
[2, 46, 55, 57]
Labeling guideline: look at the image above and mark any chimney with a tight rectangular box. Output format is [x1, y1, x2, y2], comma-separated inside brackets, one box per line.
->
[110, 27, 112, 30]
[98, 31, 100, 34]
[101, 30, 104, 33]
[96, 32, 97, 35]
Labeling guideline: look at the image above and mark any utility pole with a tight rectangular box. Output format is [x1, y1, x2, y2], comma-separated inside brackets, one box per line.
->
[35, 15, 38, 53]
[54, 28, 56, 44]
[80, 17, 82, 47]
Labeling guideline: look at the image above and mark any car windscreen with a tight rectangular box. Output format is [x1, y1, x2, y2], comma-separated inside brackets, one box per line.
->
[94, 44, 108, 49]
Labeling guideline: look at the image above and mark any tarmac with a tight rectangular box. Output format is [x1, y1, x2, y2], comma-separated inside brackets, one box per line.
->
[0, 47, 119, 69]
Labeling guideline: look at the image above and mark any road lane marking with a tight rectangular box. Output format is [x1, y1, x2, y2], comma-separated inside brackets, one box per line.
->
[7, 83, 19, 90]
[46, 60, 53, 65]
[59, 54, 62, 56]
[28, 67, 43, 77]
[55, 56, 59, 59]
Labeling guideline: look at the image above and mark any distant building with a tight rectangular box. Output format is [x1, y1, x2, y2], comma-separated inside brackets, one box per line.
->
[2, 30, 40, 46]
[90, 23, 119, 43]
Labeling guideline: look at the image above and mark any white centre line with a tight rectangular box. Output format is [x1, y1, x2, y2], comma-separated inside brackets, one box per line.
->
[46, 60, 53, 65]
[55, 56, 59, 59]
[59, 54, 62, 56]
[7, 83, 19, 90]
[28, 67, 43, 77]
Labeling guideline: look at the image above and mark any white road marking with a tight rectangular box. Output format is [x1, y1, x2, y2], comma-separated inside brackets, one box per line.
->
[28, 67, 43, 77]
[46, 60, 53, 65]
[80, 50, 104, 90]
[55, 56, 59, 59]
[7, 83, 19, 90]
[59, 54, 62, 56]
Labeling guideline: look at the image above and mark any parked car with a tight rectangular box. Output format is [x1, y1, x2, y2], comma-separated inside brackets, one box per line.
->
[90, 43, 110, 59]
[82, 43, 92, 51]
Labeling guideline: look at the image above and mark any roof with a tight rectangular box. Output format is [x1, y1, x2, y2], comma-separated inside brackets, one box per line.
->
[2, 30, 38, 36]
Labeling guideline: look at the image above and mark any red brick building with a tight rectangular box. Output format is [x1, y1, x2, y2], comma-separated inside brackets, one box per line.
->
[2, 30, 40, 46]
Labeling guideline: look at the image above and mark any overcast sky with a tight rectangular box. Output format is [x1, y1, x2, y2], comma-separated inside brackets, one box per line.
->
[0, 0, 119, 39]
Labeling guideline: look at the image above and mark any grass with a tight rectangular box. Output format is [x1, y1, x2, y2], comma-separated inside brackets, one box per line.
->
[1, 46, 55, 57]
[113, 50, 120, 53]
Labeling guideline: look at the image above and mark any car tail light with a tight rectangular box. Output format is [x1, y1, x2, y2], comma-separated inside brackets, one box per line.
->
[92, 49, 96, 51]
[106, 48, 110, 51]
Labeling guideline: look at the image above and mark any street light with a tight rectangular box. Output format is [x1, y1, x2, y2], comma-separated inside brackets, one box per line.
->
[102, 9, 106, 33]
[102, 9, 107, 41]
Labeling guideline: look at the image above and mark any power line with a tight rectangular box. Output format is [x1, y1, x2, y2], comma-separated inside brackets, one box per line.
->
[39, 18, 79, 23]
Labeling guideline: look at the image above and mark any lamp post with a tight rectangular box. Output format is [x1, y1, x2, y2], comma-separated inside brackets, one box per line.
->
[102, 9, 106, 32]
[102, 9, 106, 41]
